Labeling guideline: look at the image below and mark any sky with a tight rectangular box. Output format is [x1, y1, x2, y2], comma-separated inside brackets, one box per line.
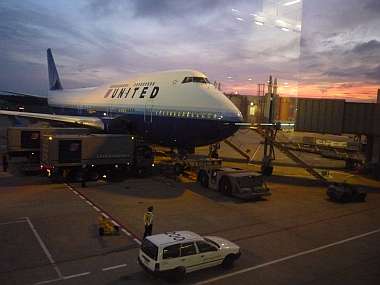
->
[0, 0, 379, 102]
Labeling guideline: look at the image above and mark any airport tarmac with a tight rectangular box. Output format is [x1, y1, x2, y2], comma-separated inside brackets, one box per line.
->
[1, 152, 380, 284]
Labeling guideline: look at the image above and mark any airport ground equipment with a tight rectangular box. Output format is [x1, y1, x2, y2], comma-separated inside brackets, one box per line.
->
[253, 127, 328, 184]
[197, 166, 271, 200]
[98, 215, 120, 236]
[155, 153, 222, 176]
[7, 127, 89, 158]
[277, 138, 363, 170]
[327, 183, 367, 202]
[6, 127, 89, 173]
[208, 143, 220, 158]
[223, 139, 251, 160]
[40, 133, 153, 181]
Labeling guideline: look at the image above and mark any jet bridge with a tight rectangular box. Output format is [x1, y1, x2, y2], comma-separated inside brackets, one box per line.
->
[295, 93, 380, 179]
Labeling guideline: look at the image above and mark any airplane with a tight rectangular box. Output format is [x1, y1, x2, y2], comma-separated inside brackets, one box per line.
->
[0, 49, 244, 154]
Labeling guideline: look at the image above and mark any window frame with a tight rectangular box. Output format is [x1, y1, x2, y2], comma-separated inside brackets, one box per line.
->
[196, 240, 218, 253]
[162, 244, 181, 260]
[180, 242, 197, 257]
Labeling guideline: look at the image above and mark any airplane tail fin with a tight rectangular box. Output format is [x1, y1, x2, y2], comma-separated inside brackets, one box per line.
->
[47, 48, 63, 90]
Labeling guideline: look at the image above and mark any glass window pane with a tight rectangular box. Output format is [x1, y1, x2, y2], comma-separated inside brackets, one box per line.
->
[163, 244, 181, 259]
[180, 242, 197, 256]
[196, 241, 217, 253]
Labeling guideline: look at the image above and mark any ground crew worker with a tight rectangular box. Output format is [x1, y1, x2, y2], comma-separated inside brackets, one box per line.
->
[143, 206, 154, 238]
[2, 155, 8, 172]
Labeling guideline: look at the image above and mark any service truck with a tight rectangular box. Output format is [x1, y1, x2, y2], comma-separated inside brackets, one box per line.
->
[6, 127, 89, 173]
[197, 167, 271, 200]
[40, 133, 153, 182]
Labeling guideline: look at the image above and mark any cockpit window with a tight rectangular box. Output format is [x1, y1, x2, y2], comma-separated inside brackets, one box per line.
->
[182, 77, 210, 84]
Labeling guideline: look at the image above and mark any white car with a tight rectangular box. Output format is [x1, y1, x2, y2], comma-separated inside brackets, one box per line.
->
[138, 231, 241, 281]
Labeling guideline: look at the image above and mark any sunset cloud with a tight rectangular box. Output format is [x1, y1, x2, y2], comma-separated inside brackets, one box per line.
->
[0, 0, 378, 101]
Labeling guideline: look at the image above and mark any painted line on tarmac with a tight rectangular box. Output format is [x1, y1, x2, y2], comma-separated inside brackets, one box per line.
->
[64, 183, 142, 245]
[102, 264, 127, 271]
[0, 219, 27, 226]
[133, 238, 142, 245]
[196, 227, 380, 285]
[101, 213, 110, 219]
[231, 205, 380, 243]
[35, 271, 91, 285]
[122, 228, 132, 236]
[63, 272, 91, 280]
[25, 217, 63, 279]
[34, 278, 62, 285]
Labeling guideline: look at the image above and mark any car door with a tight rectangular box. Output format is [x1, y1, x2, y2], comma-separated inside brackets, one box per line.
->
[179, 242, 201, 272]
[196, 240, 223, 270]
[160, 244, 181, 271]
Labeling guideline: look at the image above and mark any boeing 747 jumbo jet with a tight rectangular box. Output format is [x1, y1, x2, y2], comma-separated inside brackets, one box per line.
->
[0, 49, 244, 154]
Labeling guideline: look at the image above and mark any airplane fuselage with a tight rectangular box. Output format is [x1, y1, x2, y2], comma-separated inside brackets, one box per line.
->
[48, 70, 243, 149]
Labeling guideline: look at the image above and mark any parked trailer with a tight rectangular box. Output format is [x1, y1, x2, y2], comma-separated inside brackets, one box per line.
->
[7, 127, 89, 157]
[197, 167, 271, 200]
[6, 127, 89, 173]
[40, 134, 153, 182]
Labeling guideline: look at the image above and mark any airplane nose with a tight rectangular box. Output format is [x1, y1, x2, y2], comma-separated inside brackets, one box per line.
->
[225, 105, 244, 123]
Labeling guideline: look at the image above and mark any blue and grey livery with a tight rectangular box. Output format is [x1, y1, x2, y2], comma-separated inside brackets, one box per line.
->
[1, 49, 244, 152]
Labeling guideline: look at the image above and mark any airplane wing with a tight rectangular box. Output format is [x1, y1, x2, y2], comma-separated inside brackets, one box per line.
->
[0, 110, 104, 129]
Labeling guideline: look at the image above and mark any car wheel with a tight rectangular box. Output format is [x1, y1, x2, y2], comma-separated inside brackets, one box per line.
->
[169, 267, 186, 282]
[221, 254, 236, 269]
[198, 171, 209, 188]
[219, 177, 232, 196]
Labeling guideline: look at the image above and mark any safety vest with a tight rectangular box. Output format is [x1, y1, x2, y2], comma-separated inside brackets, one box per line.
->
[144, 211, 153, 225]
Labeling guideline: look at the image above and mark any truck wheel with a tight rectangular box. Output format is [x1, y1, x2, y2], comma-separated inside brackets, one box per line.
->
[219, 177, 232, 196]
[198, 170, 209, 188]
[358, 193, 367, 202]
[342, 193, 351, 203]
[88, 170, 100, 181]
[174, 163, 184, 175]
[221, 254, 236, 269]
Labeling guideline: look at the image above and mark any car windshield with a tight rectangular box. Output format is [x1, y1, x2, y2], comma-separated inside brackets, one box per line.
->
[141, 239, 158, 260]
[182, 77, 211, 84]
